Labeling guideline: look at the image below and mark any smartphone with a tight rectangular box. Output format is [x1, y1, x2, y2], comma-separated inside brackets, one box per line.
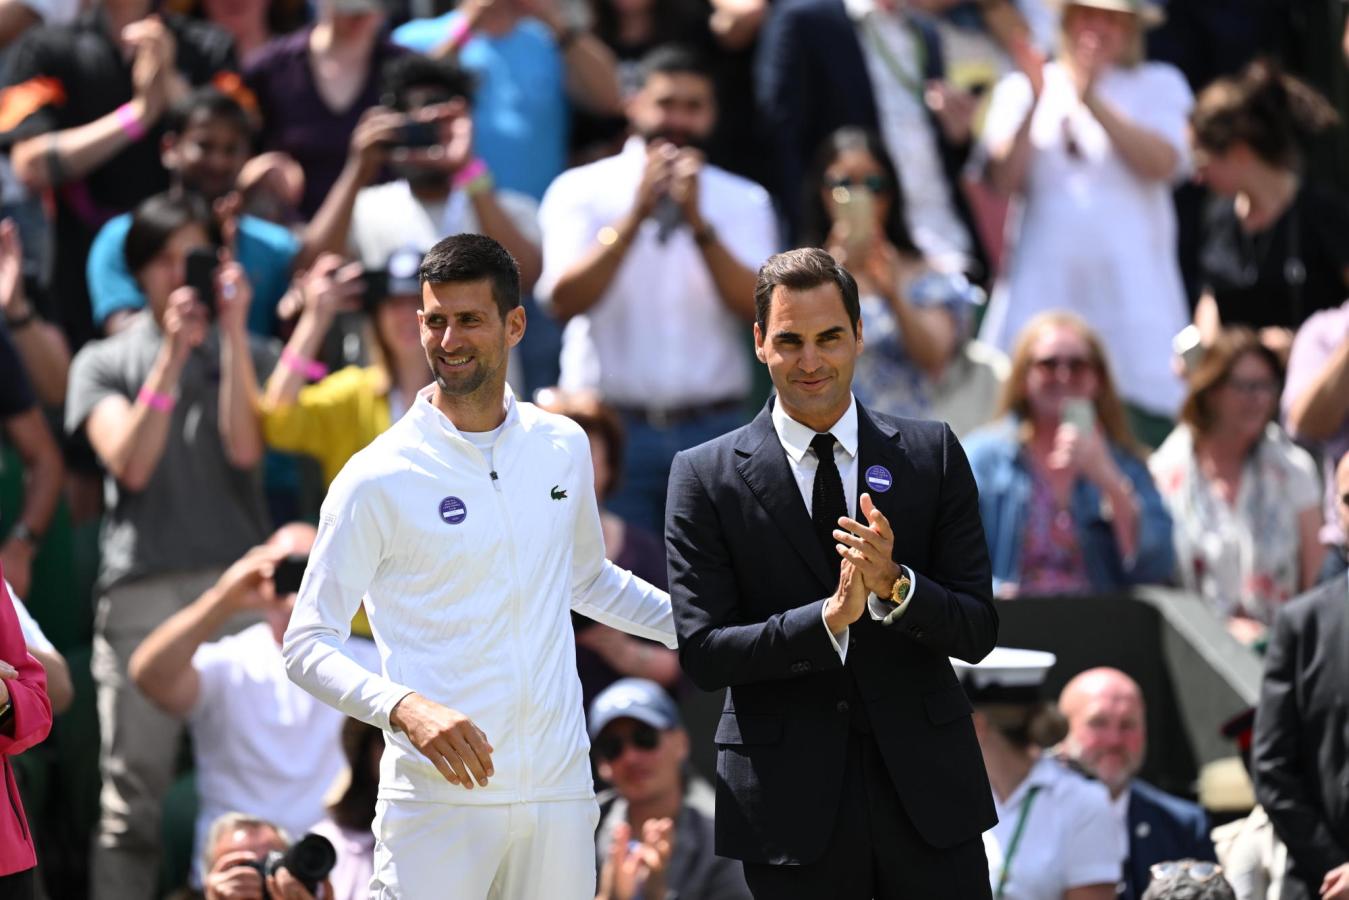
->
[1061, 396, 1096, 432]
[185, 246, 219, 318]
[834, 186, 875, 252]
[273, 554, 309, 596]
[1172, 324, 1205, 375]
[393, 119, 441, 149]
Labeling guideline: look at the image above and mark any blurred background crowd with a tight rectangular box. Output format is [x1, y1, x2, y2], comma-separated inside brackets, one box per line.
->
[0, 0, 1347, 895]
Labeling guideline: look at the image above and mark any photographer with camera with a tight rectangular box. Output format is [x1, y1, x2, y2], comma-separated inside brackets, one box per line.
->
[202, 813, 334, 900]
[129, 522, 377, 890]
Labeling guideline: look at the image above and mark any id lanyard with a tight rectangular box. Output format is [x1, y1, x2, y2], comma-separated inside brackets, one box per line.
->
[994, 785, 1042, 900]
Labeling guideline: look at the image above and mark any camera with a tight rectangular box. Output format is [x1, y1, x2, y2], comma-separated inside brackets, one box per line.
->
[242, 833, 337, 898]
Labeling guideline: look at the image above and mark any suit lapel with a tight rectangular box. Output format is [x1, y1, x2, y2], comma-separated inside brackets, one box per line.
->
[735, 405, 836, 591]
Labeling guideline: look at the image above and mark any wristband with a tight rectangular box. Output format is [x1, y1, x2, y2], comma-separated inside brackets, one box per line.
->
[281, 347, 329, 381]
[446, 16, 474, 52]
[452, 157, 489, 191]
[116, 102, 148, 142]
[137, 387, 176, 413]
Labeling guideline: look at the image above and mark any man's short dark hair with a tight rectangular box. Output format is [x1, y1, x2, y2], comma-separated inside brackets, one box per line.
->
[753, 248, 861, 335]
[164, 86, 252, 139]
[419, 234, 521, 318]
[638, 44, 713, 86]
[381, 55, 477, 111]
[125, 192, 218, 276]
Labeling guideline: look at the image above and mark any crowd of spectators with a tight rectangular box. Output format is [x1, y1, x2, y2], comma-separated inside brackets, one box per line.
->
[0, 0, 1346, 895]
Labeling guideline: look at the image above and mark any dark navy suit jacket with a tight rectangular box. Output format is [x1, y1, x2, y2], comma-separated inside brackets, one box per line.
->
[1119, 779, 1216, 899]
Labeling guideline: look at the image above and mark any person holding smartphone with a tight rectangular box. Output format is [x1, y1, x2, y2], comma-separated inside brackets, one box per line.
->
[964, 311, 1174, 598]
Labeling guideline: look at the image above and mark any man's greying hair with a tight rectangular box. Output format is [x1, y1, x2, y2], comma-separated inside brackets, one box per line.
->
[419, 233, 521, 318]
[753, 247, 861, 334]
[638, 43, 713, 86]
[203, 812, 289, 867]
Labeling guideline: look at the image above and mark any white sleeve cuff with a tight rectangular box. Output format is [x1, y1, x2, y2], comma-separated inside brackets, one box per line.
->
[869, 565, 917, 626]
[821, 601, 849, 663]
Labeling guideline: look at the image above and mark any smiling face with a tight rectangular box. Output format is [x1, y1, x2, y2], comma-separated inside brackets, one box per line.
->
[418, 279, 524, 401]
[755, 282, 862, 433]
[1022, 324, 1101, 427]
[1060, 669, 1146, 795]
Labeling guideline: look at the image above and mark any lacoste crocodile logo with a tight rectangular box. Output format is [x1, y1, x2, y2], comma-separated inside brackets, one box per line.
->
[550, 485, 567, 500]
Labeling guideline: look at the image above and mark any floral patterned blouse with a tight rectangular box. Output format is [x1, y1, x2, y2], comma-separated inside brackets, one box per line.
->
[1018, 470, 1093, 596]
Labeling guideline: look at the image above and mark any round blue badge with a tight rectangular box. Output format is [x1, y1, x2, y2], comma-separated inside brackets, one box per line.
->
[439, 496, 467, 525]
[864, 465, 893, 493]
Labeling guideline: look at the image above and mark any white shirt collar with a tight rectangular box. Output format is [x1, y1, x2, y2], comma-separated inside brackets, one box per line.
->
[842, 0, 875, 21]
[415, 382, 519, 439]
[771, 394, 860, 465]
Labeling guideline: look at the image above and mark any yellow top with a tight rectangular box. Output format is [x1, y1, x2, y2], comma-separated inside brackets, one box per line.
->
[261, 365, 393, 488]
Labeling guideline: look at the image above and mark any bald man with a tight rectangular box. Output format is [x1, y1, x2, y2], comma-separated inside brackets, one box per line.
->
[1059, 668, 1216, 900]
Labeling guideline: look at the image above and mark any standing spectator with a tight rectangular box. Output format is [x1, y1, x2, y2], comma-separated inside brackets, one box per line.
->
[65, 192, 277, 900]
[538, 45, 774, 531]
[1058, 667, 1218, 900]
[1281, 305, 1349, 585]
[1190, 61, 1349, 350]
[589, 679, 751, 900]
[128, 523, 375, 888]
[310, 719, 382, 900]
[86, 86, 304, 338]
[0, 561, 52, 900]
[392, 0, 623, 201]
[244, 0, 406, 220]
[0, 0, 236, 350]
[1251, 537, 1349, 900]
[802, 126, 997, 432]
[964, 312, 1173, 598]
[1150, 329, 1323, 643]
[979, 0, 1193, 432]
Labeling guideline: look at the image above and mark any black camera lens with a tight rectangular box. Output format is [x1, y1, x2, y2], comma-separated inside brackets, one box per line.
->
[267, 833, 338, 892]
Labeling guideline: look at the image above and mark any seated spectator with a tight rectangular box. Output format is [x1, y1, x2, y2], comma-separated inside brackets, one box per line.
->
[803, 126, 996, 431]
[392, 0, 623, 200]
[86, 87, 307, 338]
[1058, 667, 1217, 900]
[0, 0, 237, 350]
[129, 522, 375, 887]
[0, 559, 52, 900]
[65, 192, 277, 899]
[589, 678, 751, 900]
[1282, 298, 1349, 584]
[534, 389, 678, 710]
[956, 647, 1123, 900]
[1141, 862, 1237, 900]
[4, 579, 73, 715]
[244, 0, 406, 220]
[201, 812, 329, 900]
[1150, 329, 1323, 644]
[537, 45, 775, 531]
[310, 718, 381, 900]
[1190, 61, 1349, 350]
[260, 246, 428, 487]
[978, 0, 1192, 436]
[312, 53, 541, 290]
[965, 312, 1173, 597]
[0, 218, 69, 406]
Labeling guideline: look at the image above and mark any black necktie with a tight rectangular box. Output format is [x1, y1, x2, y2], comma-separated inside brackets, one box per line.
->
[810, 432, 848, 563]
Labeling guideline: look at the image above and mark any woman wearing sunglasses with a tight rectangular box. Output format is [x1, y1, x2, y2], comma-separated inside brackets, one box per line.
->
[802, 127, 1001, 436]
[964, 312, 1174, 598]
[1148, 328, 1324, 647]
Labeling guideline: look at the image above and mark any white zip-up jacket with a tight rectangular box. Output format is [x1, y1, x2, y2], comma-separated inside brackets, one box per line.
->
[283, 386, 677, 805]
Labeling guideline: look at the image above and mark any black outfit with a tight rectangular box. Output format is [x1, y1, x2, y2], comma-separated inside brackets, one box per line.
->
[1199, 184, 1349, 331]
[0, 325, 36, 419]
[665, 399, 998, 899]
[0, 10, 236, 350]
[1252, 576, 1349, 900]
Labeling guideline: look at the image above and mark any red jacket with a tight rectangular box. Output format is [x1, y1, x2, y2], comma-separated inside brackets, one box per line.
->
[0, 565, 52, 876]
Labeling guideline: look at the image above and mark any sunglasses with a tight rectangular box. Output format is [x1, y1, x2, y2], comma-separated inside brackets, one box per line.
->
[1149, 861, 1223, 884]
[827, 174, 889, 194]
[1223, 378, 1279, 397]
[595, 723, 661, 761]
[1031, 355, 1094, 377]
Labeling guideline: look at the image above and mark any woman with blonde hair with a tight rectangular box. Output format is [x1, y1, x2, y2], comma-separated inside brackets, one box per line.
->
[965, 311, 1174, 597]
[1149, 328, 1323, 645]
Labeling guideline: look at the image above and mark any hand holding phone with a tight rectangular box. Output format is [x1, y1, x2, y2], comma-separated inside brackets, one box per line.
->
[185, 246, 219, 318]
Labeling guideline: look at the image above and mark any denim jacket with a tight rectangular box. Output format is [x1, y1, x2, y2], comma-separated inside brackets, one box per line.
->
[963, 417, 1175, 595]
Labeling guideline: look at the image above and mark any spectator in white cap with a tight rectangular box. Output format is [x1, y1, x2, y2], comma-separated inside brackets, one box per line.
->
[955, 647, 1125, 900]
[588, 678, 751, 900]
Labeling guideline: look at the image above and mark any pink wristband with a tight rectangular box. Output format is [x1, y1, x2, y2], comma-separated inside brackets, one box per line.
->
[137, 387, 175, 412]
[452, 157, 489, 190]
[447, 17, 474, 52]
[116, 103, 148, 142]
[282, 348, 329, 381]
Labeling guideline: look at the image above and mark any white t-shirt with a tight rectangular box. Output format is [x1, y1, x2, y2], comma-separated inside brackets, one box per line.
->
[3, 580, 54, 653]
[187, 623, 379, 883]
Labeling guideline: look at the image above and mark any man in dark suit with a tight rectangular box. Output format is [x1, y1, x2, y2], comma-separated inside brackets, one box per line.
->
[1253, 560, 1349, 900]
[665, 247, 998, 899]
[1058, 668, 1217, 900]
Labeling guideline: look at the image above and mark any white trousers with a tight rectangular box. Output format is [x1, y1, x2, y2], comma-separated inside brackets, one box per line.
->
[369, 798, 600, 899]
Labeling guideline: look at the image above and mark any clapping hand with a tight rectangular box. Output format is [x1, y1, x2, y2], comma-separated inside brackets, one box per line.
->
[834, 493, 901, 597]
[597, 818, 675, 900]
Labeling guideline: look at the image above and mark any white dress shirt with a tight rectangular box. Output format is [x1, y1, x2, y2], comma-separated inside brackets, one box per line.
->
[769, 395, 915, 661]
[536, 137, 778, 409]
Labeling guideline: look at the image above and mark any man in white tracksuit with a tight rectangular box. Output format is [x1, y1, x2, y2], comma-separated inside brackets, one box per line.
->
[282, 233, 678, 899]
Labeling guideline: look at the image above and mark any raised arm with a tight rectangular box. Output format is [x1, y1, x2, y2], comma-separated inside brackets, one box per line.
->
[215, 262, 265, 470]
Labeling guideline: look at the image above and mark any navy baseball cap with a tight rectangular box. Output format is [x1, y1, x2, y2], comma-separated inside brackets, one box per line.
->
[587, 678, 682, 742]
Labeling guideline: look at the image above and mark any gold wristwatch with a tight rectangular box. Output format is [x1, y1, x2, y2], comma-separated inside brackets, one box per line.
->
[889, 570, 913, 606]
